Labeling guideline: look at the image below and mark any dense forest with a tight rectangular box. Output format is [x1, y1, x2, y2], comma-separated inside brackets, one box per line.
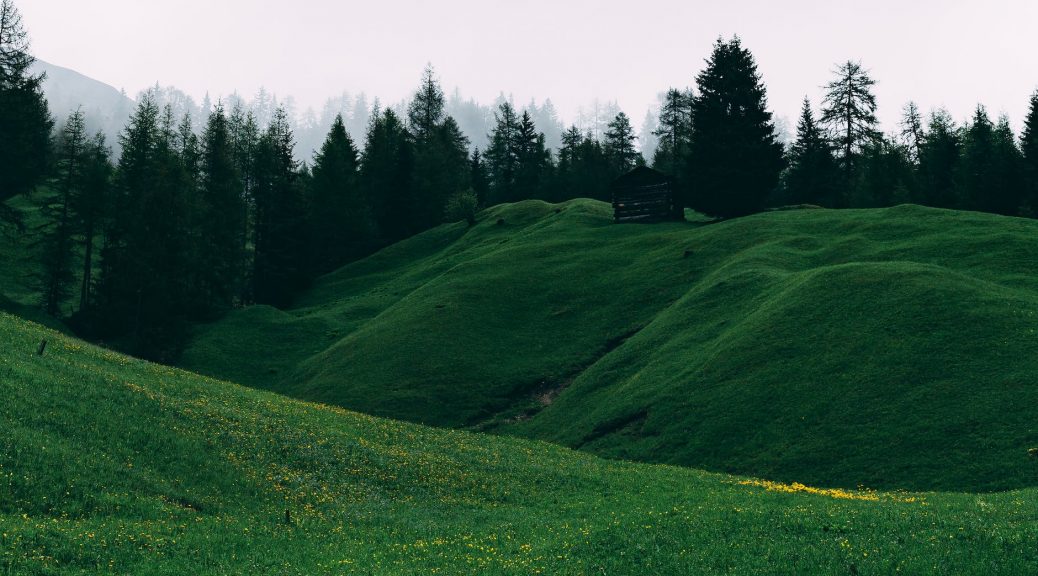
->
[3, 0, 1038, 360]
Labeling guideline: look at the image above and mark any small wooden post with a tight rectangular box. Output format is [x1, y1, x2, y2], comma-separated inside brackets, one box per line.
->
[36, 339, 47, 356]
[285, 508, 292, 525]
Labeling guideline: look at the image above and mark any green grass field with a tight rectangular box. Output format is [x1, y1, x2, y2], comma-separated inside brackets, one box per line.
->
[4, 311, 1038, 574]
[181, 200, 1038, 492]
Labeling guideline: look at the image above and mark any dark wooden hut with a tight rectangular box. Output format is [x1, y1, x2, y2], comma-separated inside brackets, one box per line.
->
[610, 167, 684, 223]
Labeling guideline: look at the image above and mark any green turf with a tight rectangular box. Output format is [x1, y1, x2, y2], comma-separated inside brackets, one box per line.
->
[181, 200, 1038, 493]
[4, 311, 1038, 574]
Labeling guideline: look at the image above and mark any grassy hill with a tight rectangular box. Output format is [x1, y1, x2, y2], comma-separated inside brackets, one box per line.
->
[4, 311, 1038, 574]
[181, 199, 1038, 493]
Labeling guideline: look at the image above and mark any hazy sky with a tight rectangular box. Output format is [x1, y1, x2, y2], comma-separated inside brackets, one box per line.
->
[18, 0, 1038, 132]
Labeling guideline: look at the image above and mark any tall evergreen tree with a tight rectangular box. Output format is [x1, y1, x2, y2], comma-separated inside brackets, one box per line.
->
[514, 110, 549, 200]
[309, 113, 367, 273]
[989, 115, 1024, 216]
[252, 107, 307, 307]
[604, 112, 641, 176]
[0, 0, 52, 223]
[469, 148, 490, 207]
[851, 138, 915, 208]
[918, 109, 960, 208]
[899, 101, 924, 164]
[783, 98, 839, 206]
[957, 105, 996, 212]
[407, 64, 445, 142]
[1020, 92, 1038, 214]
[360, 107, 415, 241]
[821, 61, 880, 185]
[74, 133, 112, 314]
[651, 88, 692, 177]
[198, 105, 246, 310]
[37, 111, 88, 316]
[685, 37, 785, 217]
[485, 102, 521, 204]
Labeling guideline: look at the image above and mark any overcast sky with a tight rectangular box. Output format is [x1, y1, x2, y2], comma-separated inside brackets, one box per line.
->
[18, 0, 1038, 132]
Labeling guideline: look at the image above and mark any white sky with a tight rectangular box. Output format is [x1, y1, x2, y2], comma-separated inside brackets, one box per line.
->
[18, 0, 1038, 132]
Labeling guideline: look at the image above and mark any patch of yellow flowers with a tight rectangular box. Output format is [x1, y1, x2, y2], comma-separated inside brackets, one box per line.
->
[738, 479, 922, 503]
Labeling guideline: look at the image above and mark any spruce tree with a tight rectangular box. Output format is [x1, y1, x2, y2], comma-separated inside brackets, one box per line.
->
[820, 61, 880, 186]
[309, 113, 367, 273]
[899, 101, 924, 165]
[74, 133, 112, 314]
[198, 105, 246, 310]
[0, 0, 52, 222]
[918, 109, 960, 208]
[485, 102, 521, 204]
[38, 111, 88, 316]
[514, 111, 548, 201]
[1020, 92, 1038, 214]
[604, 112, 641, 177]
[990, 115, 1024, 216]
[469, 148, 490, 207]
[360, 107, 415, 241]
[957, 105, 996, 212]
[252, 107, 307, 307]
[783, 98, 839, 206]
[652, 88, 692, 177]
[685, 37, 785, 217]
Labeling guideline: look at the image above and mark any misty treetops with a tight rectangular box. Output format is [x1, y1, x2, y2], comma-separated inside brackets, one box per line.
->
[5, 0, 1038, 361]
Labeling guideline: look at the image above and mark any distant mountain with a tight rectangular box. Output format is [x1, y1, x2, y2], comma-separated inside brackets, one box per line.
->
[31, 59, 134, 151]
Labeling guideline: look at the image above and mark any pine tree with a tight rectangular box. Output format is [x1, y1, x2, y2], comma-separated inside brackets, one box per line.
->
[360, 107, 415, 241]
[514, 111, 549, 200]
[918, 109, 960, 208]
[685, 37, 785, 217]
[74, 133, 112, 314]
[198, 105, 246, 309]
[604, 112, 641, 177]
[485, 102, 521, 204]
[820, 61, 880, 184]
[0, 0, 52, 222]
[958, 105, 996, 212]
[652, 88, 692, 177]
[38, 111, 88, 316]
[783, 98, 839, 206]
[899, 101, 924, 164]
[469, 148, 490, 207]
[1021, 92, 1038, 214]
[851, 138, 915, 208]
[252, 107, 307, 307]
[407, 64, 445, 142]
[309, 113, 367, 273]
[989, 115, 1023, 216]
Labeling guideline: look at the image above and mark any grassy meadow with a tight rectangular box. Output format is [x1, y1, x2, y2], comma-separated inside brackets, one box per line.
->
[181, 199, 1038, 492]
[3, 311, 1038, 574]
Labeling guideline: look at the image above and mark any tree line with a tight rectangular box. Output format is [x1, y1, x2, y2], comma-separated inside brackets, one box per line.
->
[3, 0, 1038, 360]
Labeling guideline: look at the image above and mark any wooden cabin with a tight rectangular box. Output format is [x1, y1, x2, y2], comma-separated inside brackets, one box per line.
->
[611, 167, 684, 223]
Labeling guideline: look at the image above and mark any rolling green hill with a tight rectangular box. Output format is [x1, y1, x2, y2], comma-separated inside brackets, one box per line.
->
[3, 311, 1038, 574]
[181, 200, 1038, 493]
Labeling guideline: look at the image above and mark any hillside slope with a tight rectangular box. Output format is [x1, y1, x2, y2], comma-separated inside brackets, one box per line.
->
[4, 312, 1038, 574]
[181, 200, 1038, 492]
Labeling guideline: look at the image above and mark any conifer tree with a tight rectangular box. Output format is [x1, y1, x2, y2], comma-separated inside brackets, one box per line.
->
[957, 105, 996, 212]
[198, 105, 246, 309]
[784, 98, 839, 206]
[469, 148, 490, 207]
[918, 109, 960, 208]
[604, 112, 641, 177]
[309, 113, 367, 273]
[685, 37, 785, 217]
[899, 101, 924, 164]
[821, 61, 880, 183]
[360, 107, 415, 241]
[989, 115, 1023, 216]
[0, 0, 52, 222]
[514, 111, 549, 200]
[74, 133, 112, 314]
[252, 107, 307, 307]
[38, 111, 88, 316]
[1020, 92, 1038, 214]
[485, 102, 521, 204]
[652, 88, 692, 177]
